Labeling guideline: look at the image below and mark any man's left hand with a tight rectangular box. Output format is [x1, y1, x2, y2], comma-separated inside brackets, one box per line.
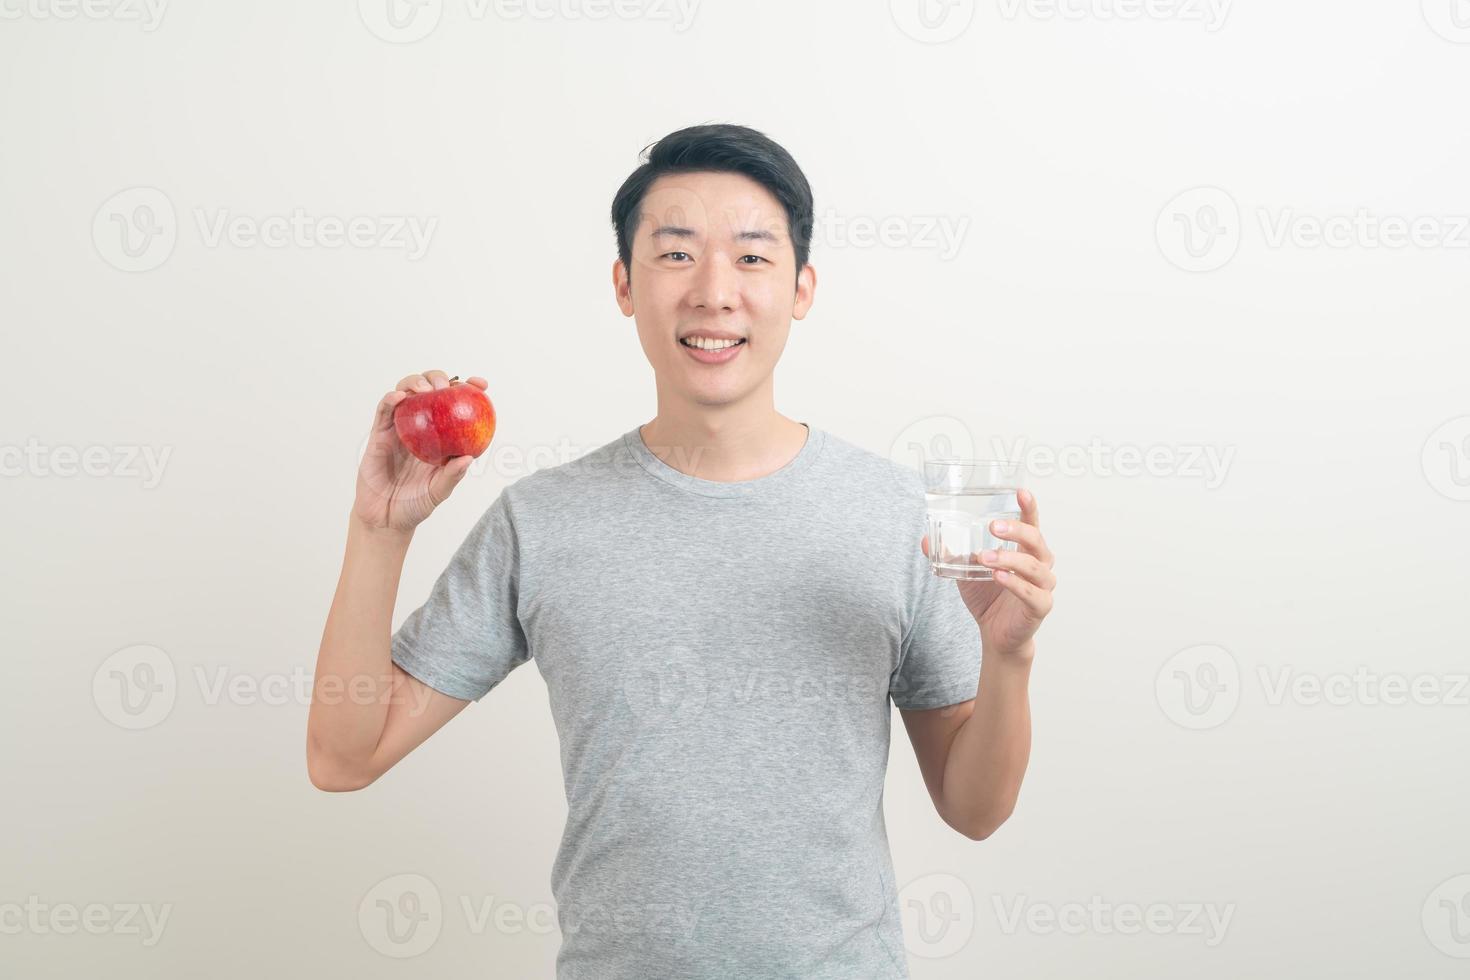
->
[921, 488, 1056, 661]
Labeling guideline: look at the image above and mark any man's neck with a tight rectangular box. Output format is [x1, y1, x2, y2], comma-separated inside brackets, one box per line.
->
[638, 411, 809, 484]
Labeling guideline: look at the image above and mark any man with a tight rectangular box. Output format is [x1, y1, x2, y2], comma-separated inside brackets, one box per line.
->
[306, 122, 1057, 978]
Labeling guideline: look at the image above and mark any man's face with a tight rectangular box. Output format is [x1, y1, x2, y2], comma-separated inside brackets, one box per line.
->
[614, 170, 816, 408]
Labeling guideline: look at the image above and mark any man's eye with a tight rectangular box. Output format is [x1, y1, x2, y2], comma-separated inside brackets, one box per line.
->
[739, 255, 767, 264]
[664, 251, 691, 261]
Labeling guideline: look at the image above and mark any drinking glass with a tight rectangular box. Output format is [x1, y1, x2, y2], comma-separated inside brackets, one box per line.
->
[923, 459, 1024, 581]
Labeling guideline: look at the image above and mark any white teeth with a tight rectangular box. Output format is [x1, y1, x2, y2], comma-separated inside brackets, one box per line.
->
[682, 337, 743, 350]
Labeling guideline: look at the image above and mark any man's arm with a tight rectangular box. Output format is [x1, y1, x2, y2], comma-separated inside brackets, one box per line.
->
[906, 490, 1053, 839]
[305, 518, 470, 792]
[900, 643, 1033, 840]
[305, 369, 482, 792]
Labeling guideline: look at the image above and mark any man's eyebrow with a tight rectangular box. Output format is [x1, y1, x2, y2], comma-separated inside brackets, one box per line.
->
[648, 225, 783, 244]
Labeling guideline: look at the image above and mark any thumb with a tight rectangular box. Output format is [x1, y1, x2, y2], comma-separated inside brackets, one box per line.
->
[426, 455, 473, 507]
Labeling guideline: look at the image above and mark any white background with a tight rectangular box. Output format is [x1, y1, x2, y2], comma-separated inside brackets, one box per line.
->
[3, 0, 1469, 976]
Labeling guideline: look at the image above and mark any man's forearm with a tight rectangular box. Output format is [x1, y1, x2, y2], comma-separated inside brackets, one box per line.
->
[306, 517, 413, 785]
[938, 643, 1034, 839]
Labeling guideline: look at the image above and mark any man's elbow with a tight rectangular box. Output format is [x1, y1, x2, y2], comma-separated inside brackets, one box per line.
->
[949, 804, 1015, 842]
[308, 765, 372, 792]
[960, 822, 997, 841]
[306, 745, 377, 793]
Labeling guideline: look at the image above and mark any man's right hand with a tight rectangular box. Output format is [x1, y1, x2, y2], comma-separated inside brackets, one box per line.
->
[353, 369, 490, 534]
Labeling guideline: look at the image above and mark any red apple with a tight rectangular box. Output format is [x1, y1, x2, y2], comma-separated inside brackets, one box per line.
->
[392, 379, 496, 466]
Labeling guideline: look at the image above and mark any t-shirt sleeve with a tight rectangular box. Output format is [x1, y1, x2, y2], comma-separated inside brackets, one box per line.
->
[890, 524, 981, 711]
[390, 492, 530, 703]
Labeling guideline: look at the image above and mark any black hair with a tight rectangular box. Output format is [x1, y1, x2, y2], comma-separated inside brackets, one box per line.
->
[610, 123, 814, 283]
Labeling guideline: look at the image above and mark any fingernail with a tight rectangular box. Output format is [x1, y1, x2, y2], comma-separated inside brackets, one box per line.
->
[981, 550, 998, 564]
[992, 520, 1008, 534]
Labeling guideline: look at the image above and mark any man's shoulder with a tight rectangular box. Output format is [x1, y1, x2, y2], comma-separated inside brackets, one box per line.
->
[495, 427, 638, 514]
[816, 427, 926, 501]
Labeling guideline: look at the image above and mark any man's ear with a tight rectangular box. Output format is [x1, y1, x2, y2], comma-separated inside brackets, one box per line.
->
[613, 259, 634, 316]
[792, 263, 817, 320]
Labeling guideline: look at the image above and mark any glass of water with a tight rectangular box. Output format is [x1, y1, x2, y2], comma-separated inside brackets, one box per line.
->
[923, 459, 1024, 581]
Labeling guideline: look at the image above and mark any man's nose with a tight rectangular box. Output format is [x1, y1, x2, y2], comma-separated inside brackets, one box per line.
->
[689, 252, 739, 312]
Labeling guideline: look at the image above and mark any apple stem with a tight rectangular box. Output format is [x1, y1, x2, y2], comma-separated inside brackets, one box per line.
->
[449, 375, 460, 384]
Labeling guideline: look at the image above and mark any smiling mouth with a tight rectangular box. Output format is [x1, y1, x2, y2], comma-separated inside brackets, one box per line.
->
[678, 336, 747, 365]
[679, 338, 747, 349]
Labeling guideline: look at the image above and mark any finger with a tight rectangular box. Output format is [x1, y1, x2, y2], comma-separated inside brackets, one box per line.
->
[992, 568, 1054, 618]
[979, 548, 1055, 591]
[465, 376, 489, 390]
[920, 534, 930, 559]
[1017, 488, 1040, 530]
[424, 369, 452, 390]
[373, 390, 409, 432]
[397, 373, 431, 393]
[991, 517, 1054, 567]
[426, 455, 473, 507]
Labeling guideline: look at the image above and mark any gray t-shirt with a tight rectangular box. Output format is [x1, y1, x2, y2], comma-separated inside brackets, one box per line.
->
[391, 422, 981, 979]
